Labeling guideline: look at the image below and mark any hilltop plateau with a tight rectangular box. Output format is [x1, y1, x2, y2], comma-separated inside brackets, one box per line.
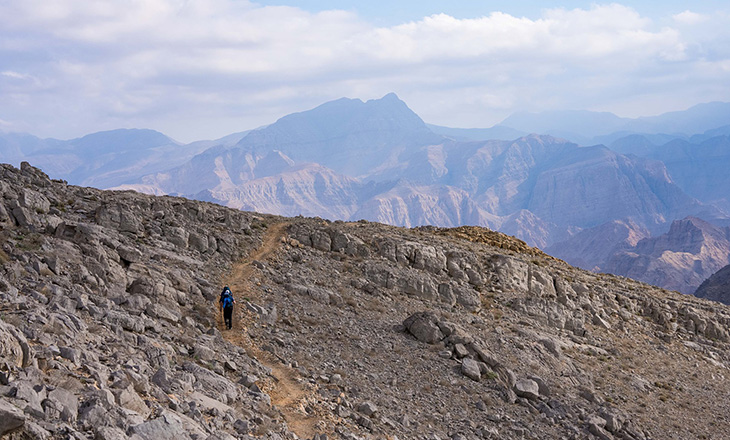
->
[2, 162, 730, 439]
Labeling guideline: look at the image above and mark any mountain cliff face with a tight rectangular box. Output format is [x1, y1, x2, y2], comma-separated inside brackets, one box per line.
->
[615, 135, 730, 211]
[3, 163, 730, 439]
[602, 217, 730, 294]
[695, 264, 730, 304]
[546, 219, 650, 271]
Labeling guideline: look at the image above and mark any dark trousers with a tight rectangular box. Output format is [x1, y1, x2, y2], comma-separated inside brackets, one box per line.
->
[223, 306, 233, 329]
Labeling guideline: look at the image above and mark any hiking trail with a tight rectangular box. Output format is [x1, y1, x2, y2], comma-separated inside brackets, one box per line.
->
[216, 221, 329, 438]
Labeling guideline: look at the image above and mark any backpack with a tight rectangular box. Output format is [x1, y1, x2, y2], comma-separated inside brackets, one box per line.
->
[221, 290, 233, 308]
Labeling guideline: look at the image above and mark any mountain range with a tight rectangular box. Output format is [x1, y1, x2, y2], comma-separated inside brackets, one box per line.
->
[2, 94, 730, 297]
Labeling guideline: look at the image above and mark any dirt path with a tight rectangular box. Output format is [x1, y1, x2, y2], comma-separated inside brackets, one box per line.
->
[216, 222, 327, 438]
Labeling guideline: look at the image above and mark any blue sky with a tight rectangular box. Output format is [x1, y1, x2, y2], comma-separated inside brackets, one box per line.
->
[1, 1, 729, 142]
[257, 1, 730, 24]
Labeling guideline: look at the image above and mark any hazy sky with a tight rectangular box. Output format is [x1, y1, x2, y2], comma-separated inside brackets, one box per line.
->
[1, 1, 729, 142]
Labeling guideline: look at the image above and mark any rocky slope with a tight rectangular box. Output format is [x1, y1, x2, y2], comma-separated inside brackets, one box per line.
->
[3, 162, 730, 439]
[0, 163, 295, 439]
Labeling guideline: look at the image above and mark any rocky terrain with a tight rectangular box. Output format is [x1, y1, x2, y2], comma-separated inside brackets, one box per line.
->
[3, 162, 730, 439]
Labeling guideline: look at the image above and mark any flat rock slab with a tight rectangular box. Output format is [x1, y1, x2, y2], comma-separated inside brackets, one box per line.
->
[0, 399, 26, 436]
[189, 391, 234, 414]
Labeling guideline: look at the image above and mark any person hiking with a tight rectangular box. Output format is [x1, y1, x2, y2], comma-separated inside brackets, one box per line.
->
[219, 286, 235, 330]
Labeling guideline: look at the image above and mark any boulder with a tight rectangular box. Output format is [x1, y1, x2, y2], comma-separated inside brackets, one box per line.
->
[96, 426, 129, 440]
[514, 378, 540, 401]
[357, 401, 378, 417]
[453, 285, 481, 312]
[183, 362, 238, 404]
[114, 386, 151, 418]
[12, 205, 37, 228]
[0, 399, 25, 436]
[118, 246, 143, 264]
[403, 312, 444, 344]
[45, 387, 79, 422]
[396, 273, 438, 301]
[145, 303, 181, 323]
[188, 231, 209, 253]
[14, 380, 45, 417]
[129, 411, 193, 440]
[461, 358, 481, 382]
[20, 188, 50, 213]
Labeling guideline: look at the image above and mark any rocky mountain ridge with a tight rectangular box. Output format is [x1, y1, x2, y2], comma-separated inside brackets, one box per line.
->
[2, 162, 730, 439]
[0, 129, 248, 190]
[4, 94, 730, 303]
[114, 96, 728, 250]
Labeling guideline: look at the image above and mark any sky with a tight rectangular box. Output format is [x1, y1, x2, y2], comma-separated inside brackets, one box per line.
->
[1, 1, 729, 143]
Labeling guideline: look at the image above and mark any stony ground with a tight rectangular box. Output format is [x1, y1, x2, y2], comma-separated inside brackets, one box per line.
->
[2, 162, 730, 439]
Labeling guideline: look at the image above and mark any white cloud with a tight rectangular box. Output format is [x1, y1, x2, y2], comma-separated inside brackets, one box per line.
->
[1, 70, 30, 79]
[0, 1, 729, 140]
[673, 10, 707, 25]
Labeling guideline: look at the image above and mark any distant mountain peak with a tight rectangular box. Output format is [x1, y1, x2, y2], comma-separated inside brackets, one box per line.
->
[72, 128, 179, 153]
[230, 92, 442, 176]
[369, 92, 401, 103]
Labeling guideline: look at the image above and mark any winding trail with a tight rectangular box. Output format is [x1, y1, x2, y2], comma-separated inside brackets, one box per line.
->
[216, 222, 326, 438]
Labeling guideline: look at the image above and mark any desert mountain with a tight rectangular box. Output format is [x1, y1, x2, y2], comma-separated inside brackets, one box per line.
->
[610, 134, 730, 212]
[695, 263, 730, 304]
[546, 219, 650, 271]
[601, 217, 730, 294]
[233, 93, 443, 177]
[124, 96, 714, 252]
[498, 101, 730, 143]
[0, 129, 247, 190]
[6, 95, 730, 298]
[3, 162, 730, 439]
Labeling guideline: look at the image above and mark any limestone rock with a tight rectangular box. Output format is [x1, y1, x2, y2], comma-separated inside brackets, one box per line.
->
[461, 358, 481, 382]
[513, 379, 540, 401]
[0, 399, 25, 436]
[403, 312, 444, 344]
[129, 411, 193, 440]
[0, 320, 32, 368]
[357, 401, 378, 417]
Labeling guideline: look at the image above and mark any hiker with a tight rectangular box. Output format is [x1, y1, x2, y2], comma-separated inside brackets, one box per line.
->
[219, 286, 235, 330]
